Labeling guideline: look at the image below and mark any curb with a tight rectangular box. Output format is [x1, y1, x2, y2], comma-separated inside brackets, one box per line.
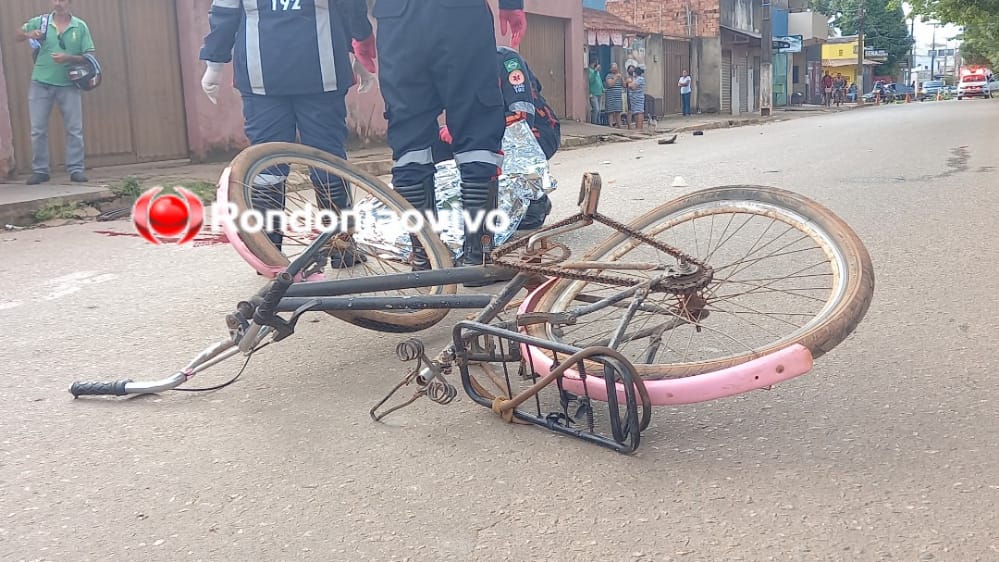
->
[351, 158, 394, 178]
[667, 117, 772, 133]
[1, 187, 116, 227]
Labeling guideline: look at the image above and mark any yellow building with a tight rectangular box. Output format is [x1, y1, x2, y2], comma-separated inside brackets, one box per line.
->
[822, 36, 880, 89]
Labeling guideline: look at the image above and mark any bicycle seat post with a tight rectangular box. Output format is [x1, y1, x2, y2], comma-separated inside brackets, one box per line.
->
[521, 173, 604, 253]
[577, 172, 602, 217]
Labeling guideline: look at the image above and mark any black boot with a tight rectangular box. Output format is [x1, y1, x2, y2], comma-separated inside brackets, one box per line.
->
[394, 178, 437, 271]
[252, 179, 287, 253]
[460, 179, 515, 288]
[314, 174, 367, 269]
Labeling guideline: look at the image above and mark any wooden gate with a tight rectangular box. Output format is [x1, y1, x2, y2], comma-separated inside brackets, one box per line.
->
[0, 0, 189, 175]
[663, 38, 691, 115]
[519, 13, 567, 119]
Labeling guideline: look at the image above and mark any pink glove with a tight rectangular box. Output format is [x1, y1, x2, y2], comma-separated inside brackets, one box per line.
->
[352, 35, 377, 74]
[499, 10, 527, 49]
[439, 125, 452, 145]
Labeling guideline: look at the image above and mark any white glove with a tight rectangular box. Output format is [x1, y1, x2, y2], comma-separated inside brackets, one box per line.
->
[351, 56, 378, 94]
[202, 62, 224, 104]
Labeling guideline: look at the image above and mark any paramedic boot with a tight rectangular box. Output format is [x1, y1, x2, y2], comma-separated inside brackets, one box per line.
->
[508, 195, 553, 242]
[394, 178, 437, 271]
[251, 179, 287, 252]
[517, 195, 552, 233]
[460, 180, 516, 288]
[313, 175, 367, 269]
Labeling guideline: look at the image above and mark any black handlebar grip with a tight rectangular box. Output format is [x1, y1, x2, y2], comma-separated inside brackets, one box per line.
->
[69, 379, 132, 398]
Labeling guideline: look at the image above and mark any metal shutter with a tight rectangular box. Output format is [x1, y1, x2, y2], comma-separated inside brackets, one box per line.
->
[739, 54, 750, 113]
[721, 50, 732, 114]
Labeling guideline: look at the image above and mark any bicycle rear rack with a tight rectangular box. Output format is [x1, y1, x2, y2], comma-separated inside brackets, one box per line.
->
[450, 321, 652, 455]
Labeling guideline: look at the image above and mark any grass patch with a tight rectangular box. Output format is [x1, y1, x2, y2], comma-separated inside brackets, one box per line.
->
[32, 200, 83, 221]
[109, 176, 218, 203]
[181, 181, 218, 203]
[111, 175, 144, 199]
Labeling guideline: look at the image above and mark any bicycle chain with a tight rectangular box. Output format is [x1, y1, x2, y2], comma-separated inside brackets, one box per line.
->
[491, 212, 714, 294]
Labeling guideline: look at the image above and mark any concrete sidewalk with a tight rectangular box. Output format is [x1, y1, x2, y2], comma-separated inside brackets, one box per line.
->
[0, 106, 851, 227]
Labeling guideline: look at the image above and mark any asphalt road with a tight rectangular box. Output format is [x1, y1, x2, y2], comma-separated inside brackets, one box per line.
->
[3, 99, 998, 561]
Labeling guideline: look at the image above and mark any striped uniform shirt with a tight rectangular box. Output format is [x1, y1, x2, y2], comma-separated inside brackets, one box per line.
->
[199, 0, 372, 97]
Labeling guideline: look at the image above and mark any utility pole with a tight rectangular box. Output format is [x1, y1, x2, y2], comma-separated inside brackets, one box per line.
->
[909, 15, 916, 86]
[760, 0, 773, 116]
[856, 0, 865, 104]
[930, 24, 937, 79]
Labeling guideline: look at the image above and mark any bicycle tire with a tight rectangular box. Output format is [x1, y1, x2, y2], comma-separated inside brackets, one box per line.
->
[226, 142, 456, 334]
[523, 185, 875, 379]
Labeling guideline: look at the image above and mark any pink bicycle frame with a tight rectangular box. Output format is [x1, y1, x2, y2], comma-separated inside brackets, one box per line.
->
[517, 277, 815, 407]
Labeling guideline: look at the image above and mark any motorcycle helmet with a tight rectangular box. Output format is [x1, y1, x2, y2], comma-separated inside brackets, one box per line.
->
[67, 53, 102, 91]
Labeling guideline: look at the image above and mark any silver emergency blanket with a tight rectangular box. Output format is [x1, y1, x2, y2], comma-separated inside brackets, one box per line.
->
[352, 119, 557, 262]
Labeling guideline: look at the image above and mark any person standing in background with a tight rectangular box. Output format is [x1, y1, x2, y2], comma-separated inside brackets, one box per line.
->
[604, 63, 625, 127]
[678, 69, 692, 116]
[587, 59, 604, 125]
[15, 0, 96, 185]
[626, 66, 645, 129]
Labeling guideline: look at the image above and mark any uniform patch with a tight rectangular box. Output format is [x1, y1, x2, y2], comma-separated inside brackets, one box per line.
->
[508, 70, 525, 86]
[512, 84, 526, 93]
[504, 59, 521, 73]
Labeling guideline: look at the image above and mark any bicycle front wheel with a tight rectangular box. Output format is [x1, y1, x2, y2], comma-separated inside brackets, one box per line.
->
[226, 142, 457, 334]
[523, 185, 875, 379]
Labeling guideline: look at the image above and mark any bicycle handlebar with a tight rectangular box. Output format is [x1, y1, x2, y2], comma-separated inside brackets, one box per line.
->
[69, 339, 240, 398]
[69, 380, 132, 397]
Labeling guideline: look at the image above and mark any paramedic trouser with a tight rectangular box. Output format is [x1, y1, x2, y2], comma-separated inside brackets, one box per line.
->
[374, 0, 507, 192]
[241, 90, 351, 248]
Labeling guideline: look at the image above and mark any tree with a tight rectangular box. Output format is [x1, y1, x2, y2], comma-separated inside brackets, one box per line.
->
[957, 23, 999, 66]
[906, 0, 999, 67]
[809, 0, 914, 75]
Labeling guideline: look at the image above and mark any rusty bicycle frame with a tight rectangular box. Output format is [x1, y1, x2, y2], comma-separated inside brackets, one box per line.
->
[69, 173, 665, 453]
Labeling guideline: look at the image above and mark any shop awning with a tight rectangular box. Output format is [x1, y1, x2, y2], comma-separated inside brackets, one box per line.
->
[822, 59, 881, 66]
[720, 24, 762, 40]
[584, 8, 646, 45]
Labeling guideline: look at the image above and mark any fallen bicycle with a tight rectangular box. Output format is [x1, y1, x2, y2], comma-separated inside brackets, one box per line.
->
[70, 143, 875, 455]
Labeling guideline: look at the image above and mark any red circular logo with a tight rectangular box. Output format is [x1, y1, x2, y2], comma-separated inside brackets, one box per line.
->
[148, 195, 190, 237]
[132, 187, 205, 245]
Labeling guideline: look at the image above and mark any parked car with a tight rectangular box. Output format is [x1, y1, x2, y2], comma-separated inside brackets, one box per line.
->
[863, 81, 897, 103]
[892, 83, 916, 99]
[957, 66, 992, 99]
[919, 80, 946, 101]
[990, 75, 999, 94]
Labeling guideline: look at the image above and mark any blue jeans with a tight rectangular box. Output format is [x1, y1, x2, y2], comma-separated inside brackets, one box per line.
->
[681, 92, 691, 115]
[28, 81, 85, 175]
[589, 95, 601, 124]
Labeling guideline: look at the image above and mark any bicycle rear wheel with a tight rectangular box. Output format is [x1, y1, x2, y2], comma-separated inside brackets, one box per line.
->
[523, 185, 875, 379]
[225, 142, 456, 334]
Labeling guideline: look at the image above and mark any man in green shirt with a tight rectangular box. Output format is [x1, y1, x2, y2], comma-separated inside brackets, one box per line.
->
[587, 59, 605, 125]
[15, 0, 96, 184]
